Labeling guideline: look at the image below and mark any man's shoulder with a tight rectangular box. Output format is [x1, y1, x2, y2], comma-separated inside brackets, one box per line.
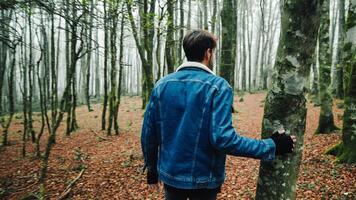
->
[154, 71, 231, 91]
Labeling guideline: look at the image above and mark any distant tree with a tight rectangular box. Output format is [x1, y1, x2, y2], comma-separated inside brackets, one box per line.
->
[255, 0, 321, 199]
[85, 0, 94, 112]
[0, 10, 17, 146]
[0, 9, 15, 146]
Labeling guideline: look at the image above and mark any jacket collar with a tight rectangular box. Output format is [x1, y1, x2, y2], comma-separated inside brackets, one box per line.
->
[176, 61, 215, 75]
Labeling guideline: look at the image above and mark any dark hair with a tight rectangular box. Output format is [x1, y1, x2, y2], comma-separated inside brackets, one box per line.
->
[183, 30, 217, 62]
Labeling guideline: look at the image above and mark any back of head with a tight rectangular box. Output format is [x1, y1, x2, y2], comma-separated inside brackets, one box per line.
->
[183, 30, 217, 62]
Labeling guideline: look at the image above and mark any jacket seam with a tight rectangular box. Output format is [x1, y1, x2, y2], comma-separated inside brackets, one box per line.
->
[190, 85, 214, 178]
[156, 79, 220, 91]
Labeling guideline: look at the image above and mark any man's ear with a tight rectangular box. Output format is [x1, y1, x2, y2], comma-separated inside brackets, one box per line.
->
[205, 48, 211, 59]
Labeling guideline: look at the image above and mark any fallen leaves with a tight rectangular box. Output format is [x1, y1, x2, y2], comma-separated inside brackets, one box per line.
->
[0, 94, 355, 200]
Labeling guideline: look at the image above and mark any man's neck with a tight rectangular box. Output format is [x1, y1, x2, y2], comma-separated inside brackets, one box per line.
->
[201, 60, 212, 70]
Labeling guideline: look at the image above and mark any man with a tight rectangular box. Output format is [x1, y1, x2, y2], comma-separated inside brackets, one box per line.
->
[141, 30, 295, 200]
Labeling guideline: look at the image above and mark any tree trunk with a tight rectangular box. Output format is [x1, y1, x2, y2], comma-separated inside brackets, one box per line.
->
[333, 0, 345, 99]
[203, 0, 208, 30]
[255, 1, 320, 199]
[165, 0, 175, 74]
[102, 0, 109, 130]
[0, 10, 11, 119]
[178, 0, 184, 64]
[114, 4, 125, 135]
[187, 0, 191, 30]
[21, 34, 28, 157]
[211, 0, 217, 33]
[126, 0, 154, 109]
[85, 0, 94, 112]
[95, 0, 100, 98]
[241, 1, 247, 91]
[28, 4, 36, 143]
[2, 46, 16, 146]
[316, 0, 338, 134]
[326, 0, 356, 164]
[107, 1, 119, 136]
[220, 0, 235, 87]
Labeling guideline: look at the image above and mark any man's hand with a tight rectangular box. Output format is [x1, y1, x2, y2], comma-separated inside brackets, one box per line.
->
[270, 128, 297, 155]
[147, 169, 158, 184]
[147, 170, 162, 192]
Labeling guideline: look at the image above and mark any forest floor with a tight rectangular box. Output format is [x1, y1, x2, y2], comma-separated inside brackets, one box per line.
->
[0, 92, 355, 200]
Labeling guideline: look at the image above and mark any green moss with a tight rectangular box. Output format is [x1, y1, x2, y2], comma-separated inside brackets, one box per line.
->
[336, 147, 356, 164]
[325, 142, 341, 156]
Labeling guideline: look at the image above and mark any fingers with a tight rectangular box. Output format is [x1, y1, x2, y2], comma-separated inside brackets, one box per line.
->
[290, 135, 297, 152]
[277, 128, 286, 134]
[148, 182, 162, 192]
[148, 184, 159, 190]
[291, 135, 297, 143]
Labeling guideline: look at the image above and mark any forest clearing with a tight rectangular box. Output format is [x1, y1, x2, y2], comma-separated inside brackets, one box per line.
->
[1, 93, 355, 199]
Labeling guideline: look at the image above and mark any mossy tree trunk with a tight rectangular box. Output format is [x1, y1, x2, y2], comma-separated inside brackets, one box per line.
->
[2, 45, 16, 146]
[165, 0, 175, 74]
[326, 0, 356, 164]
[220, 0, 235, 87]
[126, 0, 154, 109]
[316, 0, 339, 134]
[332, 0, 345, 99]
[107, 0, 119, 136]
[85, 0, 94, 112]
[114, 4, 125, 136]
[102, 0, 109, 130]
[255, 1, 321, 199]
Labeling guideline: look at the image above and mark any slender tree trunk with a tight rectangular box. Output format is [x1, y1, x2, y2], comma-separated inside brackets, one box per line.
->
[220, 0, 235, 87]
[241, 1, 247, 91]
[255, 0, 320, 199]
[102, 0, 109, 130]
[203, 0, 208, 30]
[107, 1, 119, 136]
[316, 0, 338, 134]
[35, 18, 45, 156]
[178, 0, 184, 64]
[21, 34, 28, 157]
[114, 4, 125, 135]
[246, 1, 253, 92]
[211, 0, 217, 33]
[187, 0, 191, 30]
[333, 0, 345, 99]
[28, 4, 36, 143]
[126, 0, 154, 109]
[155, 7, 163, 82]
[166, 0, 175, 74]
[2, 46, 16, 146]
[95, 0, 100, 98]
[85, 0, 94, 112]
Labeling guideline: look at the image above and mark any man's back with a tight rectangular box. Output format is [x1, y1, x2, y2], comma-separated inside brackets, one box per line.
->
[142, 63, 275, 190]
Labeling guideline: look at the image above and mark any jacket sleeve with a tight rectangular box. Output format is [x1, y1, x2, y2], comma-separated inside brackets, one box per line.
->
[141, 89, 160, 182]
[210, 87, 275, 161]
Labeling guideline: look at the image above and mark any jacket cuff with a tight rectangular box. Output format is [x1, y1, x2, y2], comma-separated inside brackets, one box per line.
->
[261, 138, 276, 161]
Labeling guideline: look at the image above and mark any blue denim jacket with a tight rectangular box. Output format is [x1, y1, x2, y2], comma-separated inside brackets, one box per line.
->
[141, 62, 276, 189]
